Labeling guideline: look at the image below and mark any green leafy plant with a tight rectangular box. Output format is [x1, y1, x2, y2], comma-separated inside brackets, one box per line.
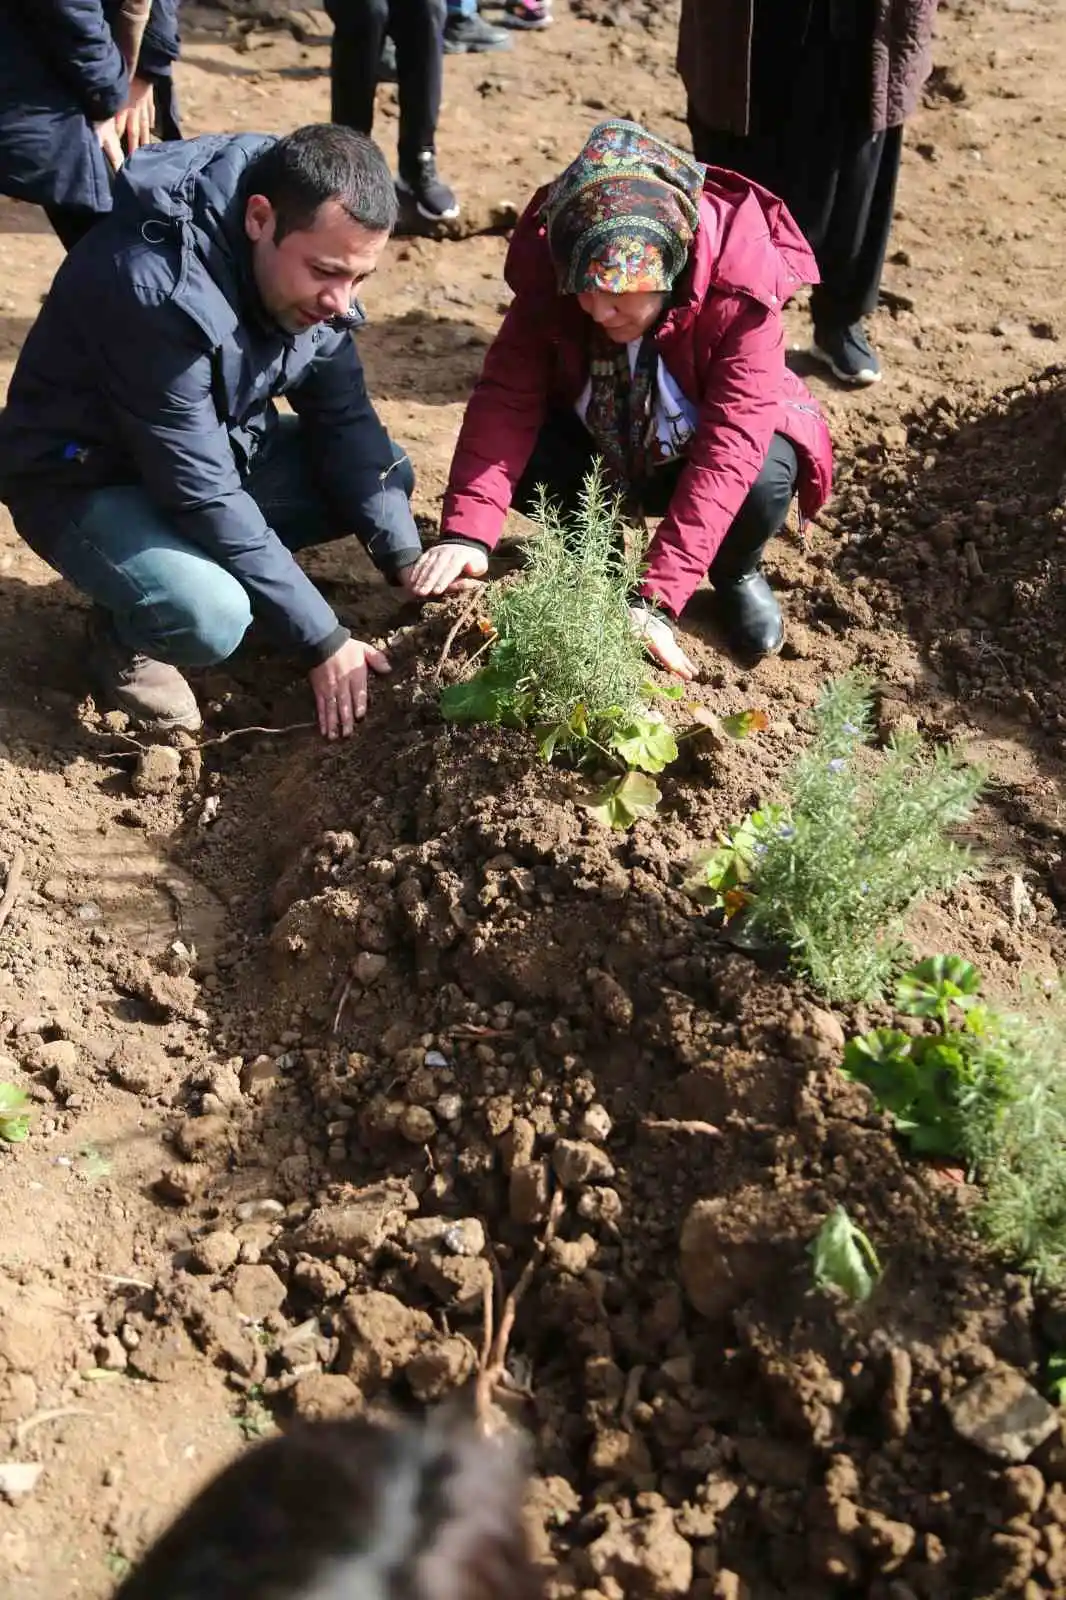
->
[809, 1206, 882, 1302]
[0, 1083, 31, 1143]
[689, 673, 984, 1000]
[440, 466, 762, 828]
[235, 1386, 277, 1441]
[968, 997, 1066, 1285]
[1046, 1352, 1066, 1405]
[843, 957, 1014, 1159]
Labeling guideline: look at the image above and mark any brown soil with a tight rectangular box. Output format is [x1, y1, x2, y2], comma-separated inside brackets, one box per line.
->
[3, 3, 1066, 1596]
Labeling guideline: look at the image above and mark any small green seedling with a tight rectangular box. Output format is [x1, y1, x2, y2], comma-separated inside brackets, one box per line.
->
[689, 803, 790, 919]
[843, 957, 1013, 1160]
[0, 1083, 31, 1144]
[896, 954, 983, 1027]
[1046, 1352, 1066, 1405]
[76, 1144, 113, 1182]
[810, 1206, 882, 1303]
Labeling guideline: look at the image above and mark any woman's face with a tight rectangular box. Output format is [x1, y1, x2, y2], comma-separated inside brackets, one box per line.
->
[577, 288, 668, 343]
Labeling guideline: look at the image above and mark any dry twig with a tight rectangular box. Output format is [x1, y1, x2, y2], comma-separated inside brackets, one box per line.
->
[16, 1407, 103, 1448]
[331, 977, 354, 1035]
[475, 1189, 564, 1430]
[0, 847, 26, 938]
[101, 721, 316, 757]
[433, 591, 484, 682]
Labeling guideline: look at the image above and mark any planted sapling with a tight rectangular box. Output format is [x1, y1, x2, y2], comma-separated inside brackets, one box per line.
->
[440, 465, 763, 827]
[689, 673, 984, 1000]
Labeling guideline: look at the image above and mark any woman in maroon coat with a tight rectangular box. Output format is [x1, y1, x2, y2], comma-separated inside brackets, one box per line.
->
[408, 121, 832, 674]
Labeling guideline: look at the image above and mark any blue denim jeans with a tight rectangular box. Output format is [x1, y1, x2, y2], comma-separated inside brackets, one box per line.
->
[34, 417, 414, 669]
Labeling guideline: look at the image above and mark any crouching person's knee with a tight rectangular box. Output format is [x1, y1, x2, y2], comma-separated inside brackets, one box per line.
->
[136, 576, 253, 668]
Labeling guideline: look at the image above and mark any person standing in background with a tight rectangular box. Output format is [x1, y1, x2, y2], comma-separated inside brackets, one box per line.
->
[679, 0, 937, 386]
[0, 0, 182, 251]
[326, 0, 460, 223]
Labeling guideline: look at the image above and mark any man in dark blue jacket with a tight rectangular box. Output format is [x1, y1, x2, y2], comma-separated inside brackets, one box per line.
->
[0, 124, 424, 739]
[0, 0, 182, 249]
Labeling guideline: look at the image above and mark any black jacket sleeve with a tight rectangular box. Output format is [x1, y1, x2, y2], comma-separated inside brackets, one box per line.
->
[95, 294, 346, 661]
[20, 0, 128, 121]
[285, 327, 422, 582]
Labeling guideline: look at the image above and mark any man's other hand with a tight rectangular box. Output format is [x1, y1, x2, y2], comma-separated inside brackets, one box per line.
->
[309, 638, 391, 739]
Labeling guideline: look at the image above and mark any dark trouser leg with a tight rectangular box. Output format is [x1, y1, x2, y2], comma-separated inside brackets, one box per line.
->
[710, 432, 798, 584]
[42, 205, 101, 252]
[325, 0, 389, 136]
[390, 0, 446, 168]
[150, 73, 183, 142]
[246, 414, 415, 554]
[512, 410, 600, 523]
[686, 113, 788, 201]
[809, 124, 902, 329]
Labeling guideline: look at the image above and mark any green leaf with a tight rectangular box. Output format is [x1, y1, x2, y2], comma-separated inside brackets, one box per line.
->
[643, 680, 685, 700]
[580, 771, 662, 830]
[607, 715, 679, 775]
[809, 1206, 882, 1303]
[535, 720, 567, 762]
[719, 708, 770, 740]
[1047, 1352, 1066, 1406]
[439, 646, 526, 727]
[440, 672, 509, 725]
[897, 956, 982, 1021]
[0, 1082, 31, 1143]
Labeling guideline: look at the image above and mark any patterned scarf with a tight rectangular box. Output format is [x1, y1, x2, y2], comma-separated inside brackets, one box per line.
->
[542, 121, 705, 498]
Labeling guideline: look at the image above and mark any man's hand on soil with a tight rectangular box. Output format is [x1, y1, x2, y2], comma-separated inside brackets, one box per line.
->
[404, 543, 489, 598]
[308, 638, 391, 740]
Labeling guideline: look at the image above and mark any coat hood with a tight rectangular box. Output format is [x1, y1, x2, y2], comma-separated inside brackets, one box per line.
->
[110, 133, 274, 343]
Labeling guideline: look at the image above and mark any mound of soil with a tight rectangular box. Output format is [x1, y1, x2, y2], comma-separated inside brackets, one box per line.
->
[831, 366, 1066, 742]
[130, 605, 1066, 1599]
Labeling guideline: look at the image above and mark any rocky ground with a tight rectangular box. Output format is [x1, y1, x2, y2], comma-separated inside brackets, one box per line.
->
[2, 1, 1066, 1596]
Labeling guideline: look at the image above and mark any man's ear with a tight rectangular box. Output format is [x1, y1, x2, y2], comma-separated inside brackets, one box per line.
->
[244, 193, 274, 243]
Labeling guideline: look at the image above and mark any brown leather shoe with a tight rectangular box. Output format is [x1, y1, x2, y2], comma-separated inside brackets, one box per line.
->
[86, 610, 202, 732]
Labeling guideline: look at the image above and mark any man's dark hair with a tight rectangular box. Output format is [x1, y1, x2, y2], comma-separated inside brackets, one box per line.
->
[246, 124, 398, 241]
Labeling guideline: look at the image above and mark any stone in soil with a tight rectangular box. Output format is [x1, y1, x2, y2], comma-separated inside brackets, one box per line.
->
[947, 1364, 1061, 1462]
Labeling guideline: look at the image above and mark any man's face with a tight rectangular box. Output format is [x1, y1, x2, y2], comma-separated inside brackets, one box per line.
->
[245, 195, 390, 335]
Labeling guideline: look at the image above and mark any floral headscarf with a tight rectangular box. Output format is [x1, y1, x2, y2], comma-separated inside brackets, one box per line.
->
[541, 122, 706, 496]
[542, 120, 706, 297]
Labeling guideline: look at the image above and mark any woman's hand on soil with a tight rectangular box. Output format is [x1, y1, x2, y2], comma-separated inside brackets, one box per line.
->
[308, 638, 391, 740]
[628, 605, 696, 680]
[93, 117, 125, 172]
[404, 543, 489, 598]
[116, 76, 155, 154]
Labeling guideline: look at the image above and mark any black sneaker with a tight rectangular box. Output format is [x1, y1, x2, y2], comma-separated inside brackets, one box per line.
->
[810, 322, 883, 386]
[397, 151, 460, 223]
[443, 12, 512, 51]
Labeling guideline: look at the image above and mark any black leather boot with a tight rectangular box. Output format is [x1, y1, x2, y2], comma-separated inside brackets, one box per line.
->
[714, 572, 784, 660]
